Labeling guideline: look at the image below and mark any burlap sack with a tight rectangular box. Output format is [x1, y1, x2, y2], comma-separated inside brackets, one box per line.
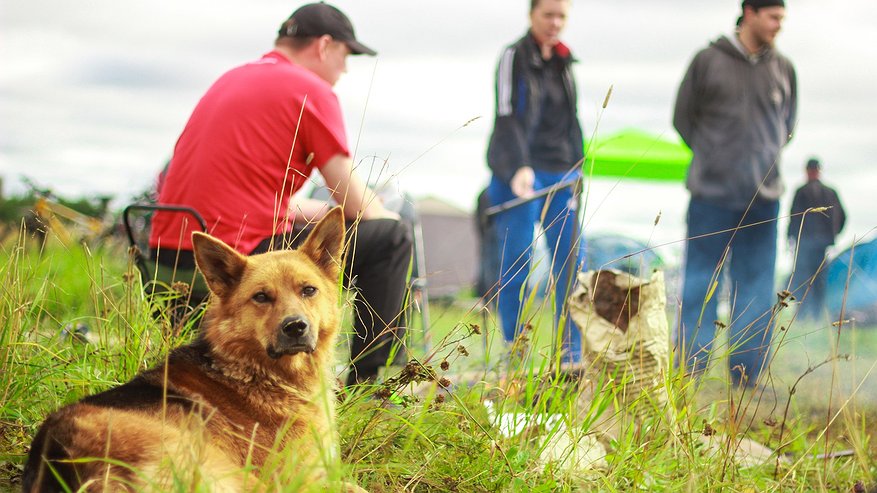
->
[568, 269, 670, 416]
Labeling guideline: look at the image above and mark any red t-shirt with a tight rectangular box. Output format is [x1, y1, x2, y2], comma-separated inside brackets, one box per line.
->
[149, 51, 348, 253]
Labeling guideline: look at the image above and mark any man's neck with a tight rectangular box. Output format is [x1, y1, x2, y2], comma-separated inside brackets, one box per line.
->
[736, 28, 766, 55]
[274, 45, 298, 63]
[530, 32, 559, 60]
[540, 44, 554, 60]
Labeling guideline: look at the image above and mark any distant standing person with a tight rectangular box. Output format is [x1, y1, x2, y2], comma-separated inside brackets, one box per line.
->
[787, 158, 846, 320]
[486, 0, 586, 365]
[673, 0, 797, 386]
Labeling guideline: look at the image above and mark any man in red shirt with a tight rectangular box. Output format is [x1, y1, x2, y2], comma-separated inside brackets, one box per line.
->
[149, 3, 412, 386]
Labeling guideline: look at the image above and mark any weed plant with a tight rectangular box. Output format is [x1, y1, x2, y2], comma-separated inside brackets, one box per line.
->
[1, 231, 875, 492]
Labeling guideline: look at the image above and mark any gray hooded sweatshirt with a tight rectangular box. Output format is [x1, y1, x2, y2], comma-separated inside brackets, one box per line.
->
[673, 35, 797, 210]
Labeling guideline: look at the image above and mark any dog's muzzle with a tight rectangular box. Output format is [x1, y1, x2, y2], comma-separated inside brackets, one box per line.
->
[267, 316, 317, 358]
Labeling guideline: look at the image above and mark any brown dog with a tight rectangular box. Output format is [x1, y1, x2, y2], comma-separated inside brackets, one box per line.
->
[23, 207, 366, 492]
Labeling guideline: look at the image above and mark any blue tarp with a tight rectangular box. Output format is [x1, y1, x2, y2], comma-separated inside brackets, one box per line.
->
[826, 237, 877, 324]
[586, 234, 663, 277]
[526, 233, 665, 296]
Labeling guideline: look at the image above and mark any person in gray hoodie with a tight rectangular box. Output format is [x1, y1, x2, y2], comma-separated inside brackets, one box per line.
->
[673, 0, 797, 387]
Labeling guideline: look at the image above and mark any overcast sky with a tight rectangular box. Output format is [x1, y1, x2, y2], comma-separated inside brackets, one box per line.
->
[2, 0, 876, 264]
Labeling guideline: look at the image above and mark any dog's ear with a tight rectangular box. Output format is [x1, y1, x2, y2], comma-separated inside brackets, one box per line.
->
[299, 206, 345, 278]
[192, 232, 248, 298]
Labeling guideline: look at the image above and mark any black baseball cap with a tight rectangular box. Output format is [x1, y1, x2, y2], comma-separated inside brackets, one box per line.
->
[806, 158, 821, 170]
[742, 0, 785, 10]
[279, 3, 376, 56]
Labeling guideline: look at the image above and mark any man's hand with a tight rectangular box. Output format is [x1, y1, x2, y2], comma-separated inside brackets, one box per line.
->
[510, 166, 535, 199]
[370, 208, 401, 221]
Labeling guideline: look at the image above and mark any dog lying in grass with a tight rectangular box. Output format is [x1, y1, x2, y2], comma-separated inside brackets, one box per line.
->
[23, 207, 366, 492]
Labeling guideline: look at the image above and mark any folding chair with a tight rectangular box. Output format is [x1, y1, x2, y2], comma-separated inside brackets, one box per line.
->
[400, 196, 431, 352]
[122, 203, 209, 326]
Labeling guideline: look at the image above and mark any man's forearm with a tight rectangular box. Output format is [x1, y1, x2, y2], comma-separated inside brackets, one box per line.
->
[319, 154, 398, 221]
[288, 196, 332, 223]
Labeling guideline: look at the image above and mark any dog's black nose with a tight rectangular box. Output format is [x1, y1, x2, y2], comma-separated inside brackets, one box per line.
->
[280, 316, 309, 338]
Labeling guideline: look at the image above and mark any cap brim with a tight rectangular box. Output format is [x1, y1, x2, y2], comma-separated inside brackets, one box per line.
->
[346, 40, 376, 56]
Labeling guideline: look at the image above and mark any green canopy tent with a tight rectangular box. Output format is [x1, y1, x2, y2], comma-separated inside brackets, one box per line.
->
[584, 128, 692, 182]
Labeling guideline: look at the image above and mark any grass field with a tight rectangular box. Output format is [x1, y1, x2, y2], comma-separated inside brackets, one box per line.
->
[1, 231, 875, 492]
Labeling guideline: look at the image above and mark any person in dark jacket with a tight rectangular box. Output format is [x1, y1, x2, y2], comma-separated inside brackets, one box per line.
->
[787, 158, 846, 320]
[673, 0, 797, 386]
[486, 0, 586, 365]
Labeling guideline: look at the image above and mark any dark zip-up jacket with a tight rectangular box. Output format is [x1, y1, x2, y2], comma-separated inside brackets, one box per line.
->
[787, 179, 846, 246]
[486, 33, 585, 184]
[674, 35, 797, 209]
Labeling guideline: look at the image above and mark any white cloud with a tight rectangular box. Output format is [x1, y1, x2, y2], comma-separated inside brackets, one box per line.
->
[1, 0, 875, 253]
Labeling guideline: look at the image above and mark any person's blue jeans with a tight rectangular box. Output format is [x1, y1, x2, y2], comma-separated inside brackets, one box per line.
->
[488, 170, 586, 363]
[788, 240, 830, 320]
[679, 198, 778, 386]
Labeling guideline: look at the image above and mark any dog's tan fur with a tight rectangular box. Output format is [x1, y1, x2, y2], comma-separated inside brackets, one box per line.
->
[23, 207, 365, 492]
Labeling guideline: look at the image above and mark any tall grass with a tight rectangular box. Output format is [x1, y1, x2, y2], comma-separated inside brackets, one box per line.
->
[1, 230, 875, 492]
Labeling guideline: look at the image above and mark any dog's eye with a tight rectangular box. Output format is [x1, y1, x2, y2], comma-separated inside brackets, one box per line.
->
[301, 286, 317, 298]
[252, 292, 271, 303]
